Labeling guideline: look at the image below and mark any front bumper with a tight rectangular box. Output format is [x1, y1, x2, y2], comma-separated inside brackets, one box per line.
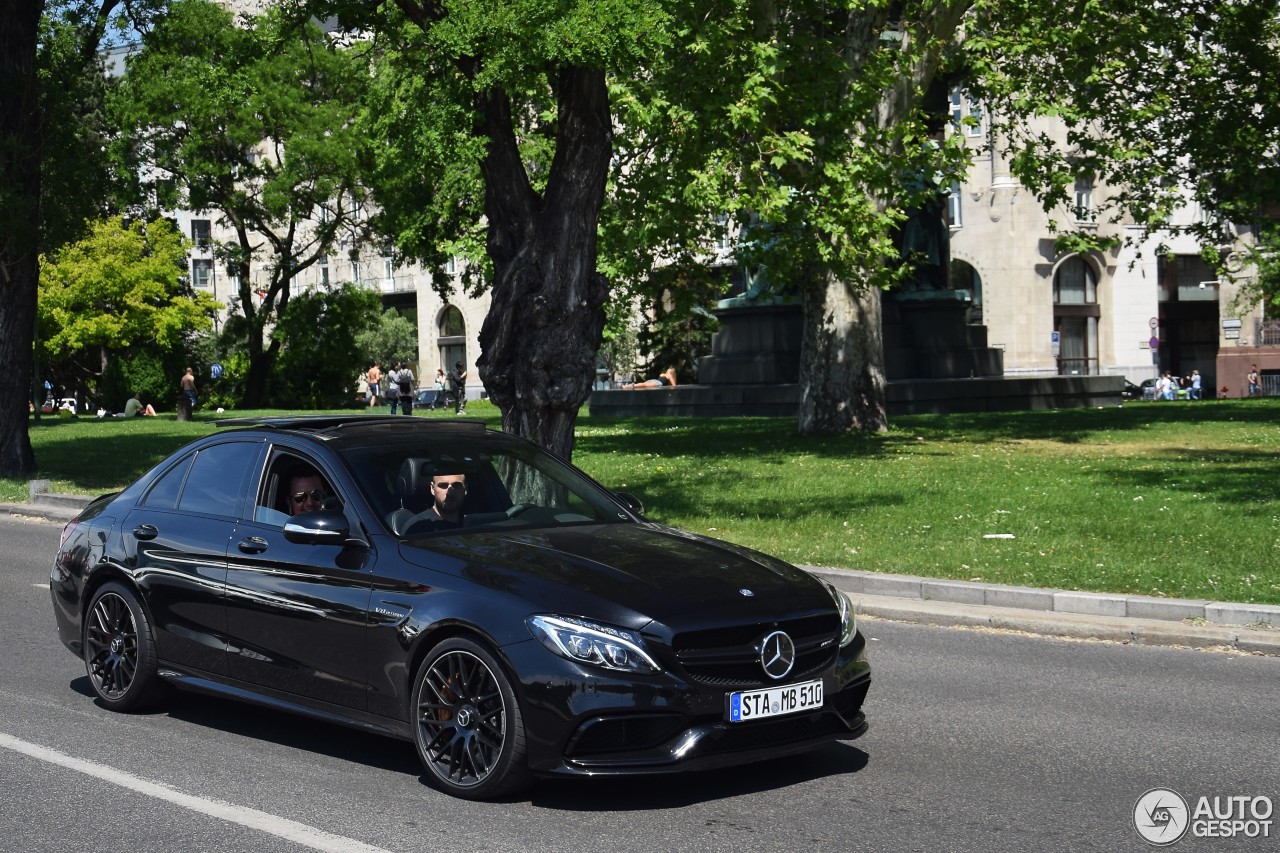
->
[511, 630, 872, 778]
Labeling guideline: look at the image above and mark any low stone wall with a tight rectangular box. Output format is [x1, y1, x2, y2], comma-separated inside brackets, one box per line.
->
[588, 374, 1124, 419]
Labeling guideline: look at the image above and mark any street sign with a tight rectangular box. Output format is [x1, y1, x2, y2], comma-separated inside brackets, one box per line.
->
[1149, 317, 1159, 330]
[1149, 336, 1160, 349]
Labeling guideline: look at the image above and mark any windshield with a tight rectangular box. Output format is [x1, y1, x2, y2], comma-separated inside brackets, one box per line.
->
[341, 435, 632, 536]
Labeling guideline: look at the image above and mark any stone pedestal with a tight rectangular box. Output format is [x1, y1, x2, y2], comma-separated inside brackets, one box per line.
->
[696, 303, 803, 385]
[883, 291, 1003, 380]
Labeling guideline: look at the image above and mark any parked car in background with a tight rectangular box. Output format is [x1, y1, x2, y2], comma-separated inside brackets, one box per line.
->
[49, 416, 871, 800]
[1122, 379, 1158, 401]
[414, 387, 450, 410]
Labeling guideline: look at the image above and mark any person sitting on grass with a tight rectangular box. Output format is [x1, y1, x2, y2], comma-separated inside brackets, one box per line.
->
[622, 367, 677, 389]
[122, 393, 156, 417]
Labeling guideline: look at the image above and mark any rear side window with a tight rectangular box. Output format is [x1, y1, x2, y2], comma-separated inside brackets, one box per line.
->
[177, 442, 259, 517]
[142, 455, 193, 509]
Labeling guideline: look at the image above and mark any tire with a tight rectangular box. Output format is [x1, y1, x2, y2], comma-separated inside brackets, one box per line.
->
[411, 637, 531, 800]
[83, 581, 165, 712]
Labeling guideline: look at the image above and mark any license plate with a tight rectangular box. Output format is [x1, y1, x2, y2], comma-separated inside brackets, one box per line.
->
[727, 679, 823, 722]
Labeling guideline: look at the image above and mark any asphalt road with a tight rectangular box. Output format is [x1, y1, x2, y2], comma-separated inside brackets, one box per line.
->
[2, 515, 1277, 853]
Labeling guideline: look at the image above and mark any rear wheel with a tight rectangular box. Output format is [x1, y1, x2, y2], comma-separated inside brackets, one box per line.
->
[83, 581, 164, 711]
[411, 637, 531, 800]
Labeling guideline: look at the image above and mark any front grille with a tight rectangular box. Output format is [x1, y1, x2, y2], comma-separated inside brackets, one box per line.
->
[671, 613, 840, 689]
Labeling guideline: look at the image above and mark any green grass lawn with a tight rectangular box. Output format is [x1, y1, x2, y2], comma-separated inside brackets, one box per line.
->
[7, 398, 1279, 604]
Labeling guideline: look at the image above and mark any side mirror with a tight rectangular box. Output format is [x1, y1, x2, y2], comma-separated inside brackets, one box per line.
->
[283, 509, 351, 545]
[614, 491, 645, 517]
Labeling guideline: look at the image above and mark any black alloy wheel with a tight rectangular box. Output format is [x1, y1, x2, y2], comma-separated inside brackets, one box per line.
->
[412, 637, 530, 800]
[83, 581, 163, 711]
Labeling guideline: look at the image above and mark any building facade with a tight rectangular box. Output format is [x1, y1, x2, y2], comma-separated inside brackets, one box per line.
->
[947, 94, 1276, 398]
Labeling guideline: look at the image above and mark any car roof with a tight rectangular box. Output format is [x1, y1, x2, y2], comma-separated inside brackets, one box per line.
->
[214, 415, 492, 447]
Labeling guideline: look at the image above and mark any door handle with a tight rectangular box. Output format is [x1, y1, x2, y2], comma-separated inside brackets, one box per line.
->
[237, 536, 269, 554]
[132, 524, 158, 541]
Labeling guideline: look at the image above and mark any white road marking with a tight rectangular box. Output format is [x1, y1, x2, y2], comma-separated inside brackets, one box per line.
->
[0, 732, 392, 853]
[33, 583, 50, 589]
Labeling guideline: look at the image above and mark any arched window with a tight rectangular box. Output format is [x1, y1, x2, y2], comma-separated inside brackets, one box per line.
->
[951, 259, 983, 323]
[1053, 256, 1099, 375]
[437, 305, 466, 374]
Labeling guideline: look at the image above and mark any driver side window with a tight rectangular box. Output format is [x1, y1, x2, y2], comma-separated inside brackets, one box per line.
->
[254, 453, 339, 526]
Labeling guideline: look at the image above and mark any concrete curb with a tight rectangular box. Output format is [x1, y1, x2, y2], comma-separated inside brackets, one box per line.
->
[810, 567, 1280, 656]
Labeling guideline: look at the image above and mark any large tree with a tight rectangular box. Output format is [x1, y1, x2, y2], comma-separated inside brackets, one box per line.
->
[612, 0, 1280, 433]
[352, 0, 669, 459]
[112, 0, 373, 407]
[607, 0, 973, 435]
[1, 0, 147, 476]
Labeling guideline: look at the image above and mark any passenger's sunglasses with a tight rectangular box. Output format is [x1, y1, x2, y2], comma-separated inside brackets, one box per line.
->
[432, 482, 465, 491]
[290, 489, 326, 503]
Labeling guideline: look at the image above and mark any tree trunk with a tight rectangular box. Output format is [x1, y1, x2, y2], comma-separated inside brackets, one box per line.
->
[476, 67, 611, 460]
[0, 0, 44, 477]
[797, 269, 888, 435]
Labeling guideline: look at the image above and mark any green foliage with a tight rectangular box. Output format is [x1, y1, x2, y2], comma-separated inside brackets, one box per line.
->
[37, 6, 116, 251]
[99, 348, 176, 412]
[37, 216, 219, 400]
[634, 263, 724, 382]
[270, 284, 381, 408]
[354, 309, 419, 370]
[1235, 224, 1280, 316]
[965, 0, 1280, 256]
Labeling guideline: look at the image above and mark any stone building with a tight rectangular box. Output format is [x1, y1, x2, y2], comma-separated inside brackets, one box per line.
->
[947, 92, 1276, 398]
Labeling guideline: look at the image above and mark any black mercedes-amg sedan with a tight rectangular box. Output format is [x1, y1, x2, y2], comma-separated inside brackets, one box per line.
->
[50, 416, 870, 799]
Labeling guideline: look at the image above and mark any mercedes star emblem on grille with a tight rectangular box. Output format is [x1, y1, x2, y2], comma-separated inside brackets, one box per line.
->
[759, 630, 796, 680]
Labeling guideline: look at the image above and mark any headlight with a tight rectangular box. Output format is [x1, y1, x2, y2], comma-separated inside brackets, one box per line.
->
[828, 585, 858, 647]
[527, 614, 660, 674]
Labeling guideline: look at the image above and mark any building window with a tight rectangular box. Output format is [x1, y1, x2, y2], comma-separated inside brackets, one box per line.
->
[438, 305, 466, 374]
[445, 256, 457, 276]
[192, 259, 213, 288]
[383, 256, 395, 288]
[1074, 177, 1095, 222]
[191, 219, 211, 249]
[1053, 256, 1100, 375]
[966, 101, 983, 137]
[947, 182, 963, 228]
[950, 90, 983, 137]
[319, 255, 330, 288]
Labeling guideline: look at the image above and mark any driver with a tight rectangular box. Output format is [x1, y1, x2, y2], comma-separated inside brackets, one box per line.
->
[422, 473, 467, 525]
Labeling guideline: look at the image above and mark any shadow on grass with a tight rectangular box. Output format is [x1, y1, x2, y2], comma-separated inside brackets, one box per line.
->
[1094, 446, 1280, 506]
[894, 398, 1280, 443]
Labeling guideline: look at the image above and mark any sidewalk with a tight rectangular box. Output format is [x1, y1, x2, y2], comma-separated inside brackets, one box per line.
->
[6, 487, 1277, 656]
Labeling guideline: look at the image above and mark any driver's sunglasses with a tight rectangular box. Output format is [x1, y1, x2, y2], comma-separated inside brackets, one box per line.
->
[433, 481, 465, 491]
[290, 489, 326, 503]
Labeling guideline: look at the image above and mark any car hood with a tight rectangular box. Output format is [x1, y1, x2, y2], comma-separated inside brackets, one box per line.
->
[398, 522, 835, 632]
